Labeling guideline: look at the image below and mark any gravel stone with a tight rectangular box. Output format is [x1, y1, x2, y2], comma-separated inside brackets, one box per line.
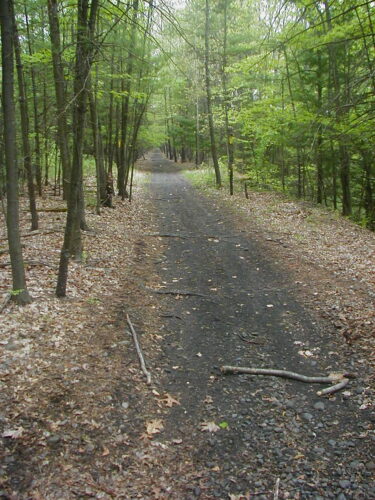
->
[301, 412, 313, 421]
[47, 434, 61, 444]
[339, 480, 351, 489]
[313, 401, 325, 410]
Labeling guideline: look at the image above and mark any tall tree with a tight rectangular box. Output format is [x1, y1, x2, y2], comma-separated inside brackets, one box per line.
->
[56, 0, 99, 297]
[12, 2, 39, 230]
[0, 0, 32, 305]
[47, 0, 71, 200]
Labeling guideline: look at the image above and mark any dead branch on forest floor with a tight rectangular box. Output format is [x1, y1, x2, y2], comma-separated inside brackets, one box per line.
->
[126, 314, 152, 385]
[221, 366, 353, 396]
[146, 287, 208, 298]
[0, 260, 53, 269]
[145, 232, 188, 239]
[0, 229, 62, 242]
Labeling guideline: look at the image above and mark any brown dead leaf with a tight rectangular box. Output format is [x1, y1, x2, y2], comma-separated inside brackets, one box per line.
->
[146, 419, 164, 435]
[161, 393, 180, 407]
[102, 446, 110, 456]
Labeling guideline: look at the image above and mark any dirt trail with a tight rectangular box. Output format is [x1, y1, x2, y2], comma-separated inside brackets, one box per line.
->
[141, 150, 374, 498]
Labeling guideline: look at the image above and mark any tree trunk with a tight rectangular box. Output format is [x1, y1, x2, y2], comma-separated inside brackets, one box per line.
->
[56, 0, 99, 297]
[362, 149, 374, 229]
[204, 0, 221, 187]
[24, 2, 42, 196]
[0, 0, 32, 304]
[324, 0, 351, 216]
[222, 0, 234, 195]
[47, 0, 71, 200]
[89, 77, 107, 213]
[316, 52, 324, 205]
[283, 46, 303, 198]
[12, 4, 39, 231]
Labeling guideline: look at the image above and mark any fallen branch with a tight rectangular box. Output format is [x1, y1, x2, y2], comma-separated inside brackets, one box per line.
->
[145, 232, 188, 239]
[317, 378, 349, 396]
[220, 366, 354, 396]
[0, 260, 53, 269]
[0, 293, 11, 314]
[36, 207, 67, 213]
[146, 287, 207, 298]
[126, 314, 151, 385]
[0, 229, 62, 242]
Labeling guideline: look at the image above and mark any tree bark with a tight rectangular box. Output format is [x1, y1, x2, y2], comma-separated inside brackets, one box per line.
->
[0, 0, 32, 304]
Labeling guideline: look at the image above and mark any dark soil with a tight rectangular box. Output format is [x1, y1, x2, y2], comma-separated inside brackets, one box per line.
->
[139, 150, 374, 499]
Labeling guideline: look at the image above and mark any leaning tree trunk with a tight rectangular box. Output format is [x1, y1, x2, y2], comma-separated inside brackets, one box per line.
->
[204, 0, 221, 188]
[0, 0, 32, 305]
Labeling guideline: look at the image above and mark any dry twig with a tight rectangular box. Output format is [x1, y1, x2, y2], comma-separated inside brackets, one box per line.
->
[126, 314, 152, 385]
[273, 478, 280, 500]
[221, 366, 354, 396]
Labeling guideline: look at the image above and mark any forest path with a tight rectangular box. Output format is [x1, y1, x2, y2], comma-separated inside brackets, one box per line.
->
[141, 149, 374, 498]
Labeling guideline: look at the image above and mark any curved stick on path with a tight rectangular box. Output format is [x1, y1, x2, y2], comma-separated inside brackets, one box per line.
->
[126, 314, 152, 385]
[317, 378, 349, 396]
[221, 366, 353, 396]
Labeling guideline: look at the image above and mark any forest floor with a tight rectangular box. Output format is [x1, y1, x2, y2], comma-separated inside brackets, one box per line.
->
[0, 150, 374, 499]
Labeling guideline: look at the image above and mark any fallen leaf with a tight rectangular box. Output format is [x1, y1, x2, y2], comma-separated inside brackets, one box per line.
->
[161, 393, 180, 407]
[2, 428, 23, 439]
[146, 419, 164, 435]
[102, 446, 110, 456]
[200, 421, 220, 432]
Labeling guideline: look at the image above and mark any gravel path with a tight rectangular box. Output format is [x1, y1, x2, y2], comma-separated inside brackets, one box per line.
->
[146, 150, 374, 499]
